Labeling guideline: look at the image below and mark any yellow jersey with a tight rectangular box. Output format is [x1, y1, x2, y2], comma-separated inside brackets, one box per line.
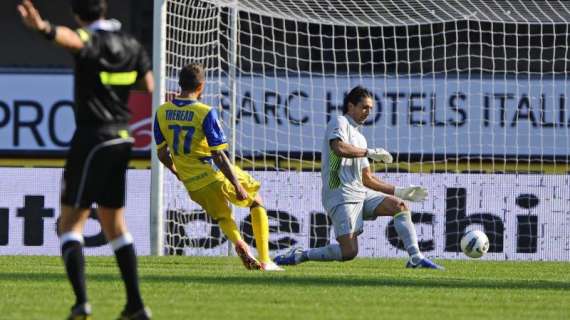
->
[154, 98, 228, 191]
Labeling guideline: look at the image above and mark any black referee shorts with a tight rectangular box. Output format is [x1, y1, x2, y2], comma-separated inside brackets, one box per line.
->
[61, 127, 134, 209]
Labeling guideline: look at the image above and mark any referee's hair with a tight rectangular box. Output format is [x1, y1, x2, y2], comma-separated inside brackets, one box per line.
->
[71, 0, 107, 22]
[343, 85, 373, 114]
[179, 63, 205, 92]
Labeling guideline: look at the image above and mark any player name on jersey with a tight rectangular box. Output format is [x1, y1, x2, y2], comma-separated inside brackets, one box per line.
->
[165, 110, 194, 122]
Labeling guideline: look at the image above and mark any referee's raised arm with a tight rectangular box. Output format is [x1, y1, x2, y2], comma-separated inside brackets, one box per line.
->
[18, 0, 84, 52]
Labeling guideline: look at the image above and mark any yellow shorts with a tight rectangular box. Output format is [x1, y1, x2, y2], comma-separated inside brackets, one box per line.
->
[188, 166, 261, 221]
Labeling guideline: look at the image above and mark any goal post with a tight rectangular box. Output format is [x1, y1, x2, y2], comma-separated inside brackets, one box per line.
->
[150, 0, 167, 256]
[151, 0, 570, 260]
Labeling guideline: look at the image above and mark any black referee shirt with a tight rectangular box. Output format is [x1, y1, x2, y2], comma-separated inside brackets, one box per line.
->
[73, 20, 151, 128]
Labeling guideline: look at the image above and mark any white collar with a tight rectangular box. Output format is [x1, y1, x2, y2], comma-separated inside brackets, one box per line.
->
[345, 114, 363, 129]
[87, 19, 122, 32]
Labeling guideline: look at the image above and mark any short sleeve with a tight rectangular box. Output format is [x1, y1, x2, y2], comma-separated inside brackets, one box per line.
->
[153, 112, 167, 148]
[202, 108, 228, 150]
[136, 46, 152, 79]
[360, 157, 370, 169]
[327, 116, 349, 142]
[73, 28, 93, 59]
[76, 28, 91, 43]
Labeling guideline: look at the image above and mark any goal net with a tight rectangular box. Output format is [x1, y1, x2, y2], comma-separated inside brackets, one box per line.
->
[156, 0, 570, 260]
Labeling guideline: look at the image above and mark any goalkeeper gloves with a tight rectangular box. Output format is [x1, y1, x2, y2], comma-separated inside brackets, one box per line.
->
[366, 148, 393, 163]
[395, 185, 428, 202]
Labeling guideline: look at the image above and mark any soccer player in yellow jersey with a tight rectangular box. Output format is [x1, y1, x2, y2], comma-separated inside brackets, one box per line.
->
[154, 63, 282, 271]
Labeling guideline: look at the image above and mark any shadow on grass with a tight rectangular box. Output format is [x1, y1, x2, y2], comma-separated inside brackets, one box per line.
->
[1, 272, 568, 291]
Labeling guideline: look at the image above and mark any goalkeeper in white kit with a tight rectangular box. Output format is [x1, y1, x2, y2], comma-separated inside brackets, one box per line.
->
[275, 86, 444, 270]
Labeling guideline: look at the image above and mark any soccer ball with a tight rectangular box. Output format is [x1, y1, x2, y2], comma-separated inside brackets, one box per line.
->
[460, 230, 489, 258]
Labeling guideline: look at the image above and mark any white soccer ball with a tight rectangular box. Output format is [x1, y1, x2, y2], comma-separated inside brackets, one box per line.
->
[460, 230, 489, 258]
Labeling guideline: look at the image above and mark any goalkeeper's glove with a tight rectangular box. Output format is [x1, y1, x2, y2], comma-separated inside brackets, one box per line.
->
[395, 185, 428, 202]
[366, 148, 393, 163]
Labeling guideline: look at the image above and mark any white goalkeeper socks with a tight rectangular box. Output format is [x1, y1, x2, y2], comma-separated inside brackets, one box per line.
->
[393, 211, 424, 262]
[306, 244, 343, 261]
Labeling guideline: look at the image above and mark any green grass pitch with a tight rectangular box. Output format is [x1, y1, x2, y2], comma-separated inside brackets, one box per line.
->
[0, 256, 569, 319]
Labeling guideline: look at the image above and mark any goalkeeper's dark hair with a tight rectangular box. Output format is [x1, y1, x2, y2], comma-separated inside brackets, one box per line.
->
[343, 86, 374, 114]
[179, 63, 205, 92]
[71, 0, 107, 22]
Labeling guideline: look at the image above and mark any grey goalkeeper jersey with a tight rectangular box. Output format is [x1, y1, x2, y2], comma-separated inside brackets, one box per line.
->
[321, 115, 370, 210]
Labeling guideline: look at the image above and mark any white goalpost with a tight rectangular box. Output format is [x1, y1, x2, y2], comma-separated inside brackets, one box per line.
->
[151, 0, 167, 256]
[151, 0, 570, 260]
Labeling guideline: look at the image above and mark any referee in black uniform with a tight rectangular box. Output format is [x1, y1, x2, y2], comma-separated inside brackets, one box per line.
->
[18, 1, 153, 319]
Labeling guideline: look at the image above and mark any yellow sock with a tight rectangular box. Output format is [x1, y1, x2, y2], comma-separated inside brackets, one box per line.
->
[251, 206, 270, 263]
[218, 217, 243, 244]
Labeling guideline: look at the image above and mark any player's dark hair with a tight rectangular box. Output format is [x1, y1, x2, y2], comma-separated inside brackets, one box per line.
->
[71, 0, 107, 22]
[342, 86, 373, 114]
[179, 63, 205, 92]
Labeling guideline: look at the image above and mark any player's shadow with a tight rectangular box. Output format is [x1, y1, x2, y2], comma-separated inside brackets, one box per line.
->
[148, 274, 570, 291]
[1, 272, 569, 291]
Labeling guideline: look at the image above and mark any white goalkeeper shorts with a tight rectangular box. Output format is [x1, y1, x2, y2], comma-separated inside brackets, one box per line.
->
[328, 192, 386, 238]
